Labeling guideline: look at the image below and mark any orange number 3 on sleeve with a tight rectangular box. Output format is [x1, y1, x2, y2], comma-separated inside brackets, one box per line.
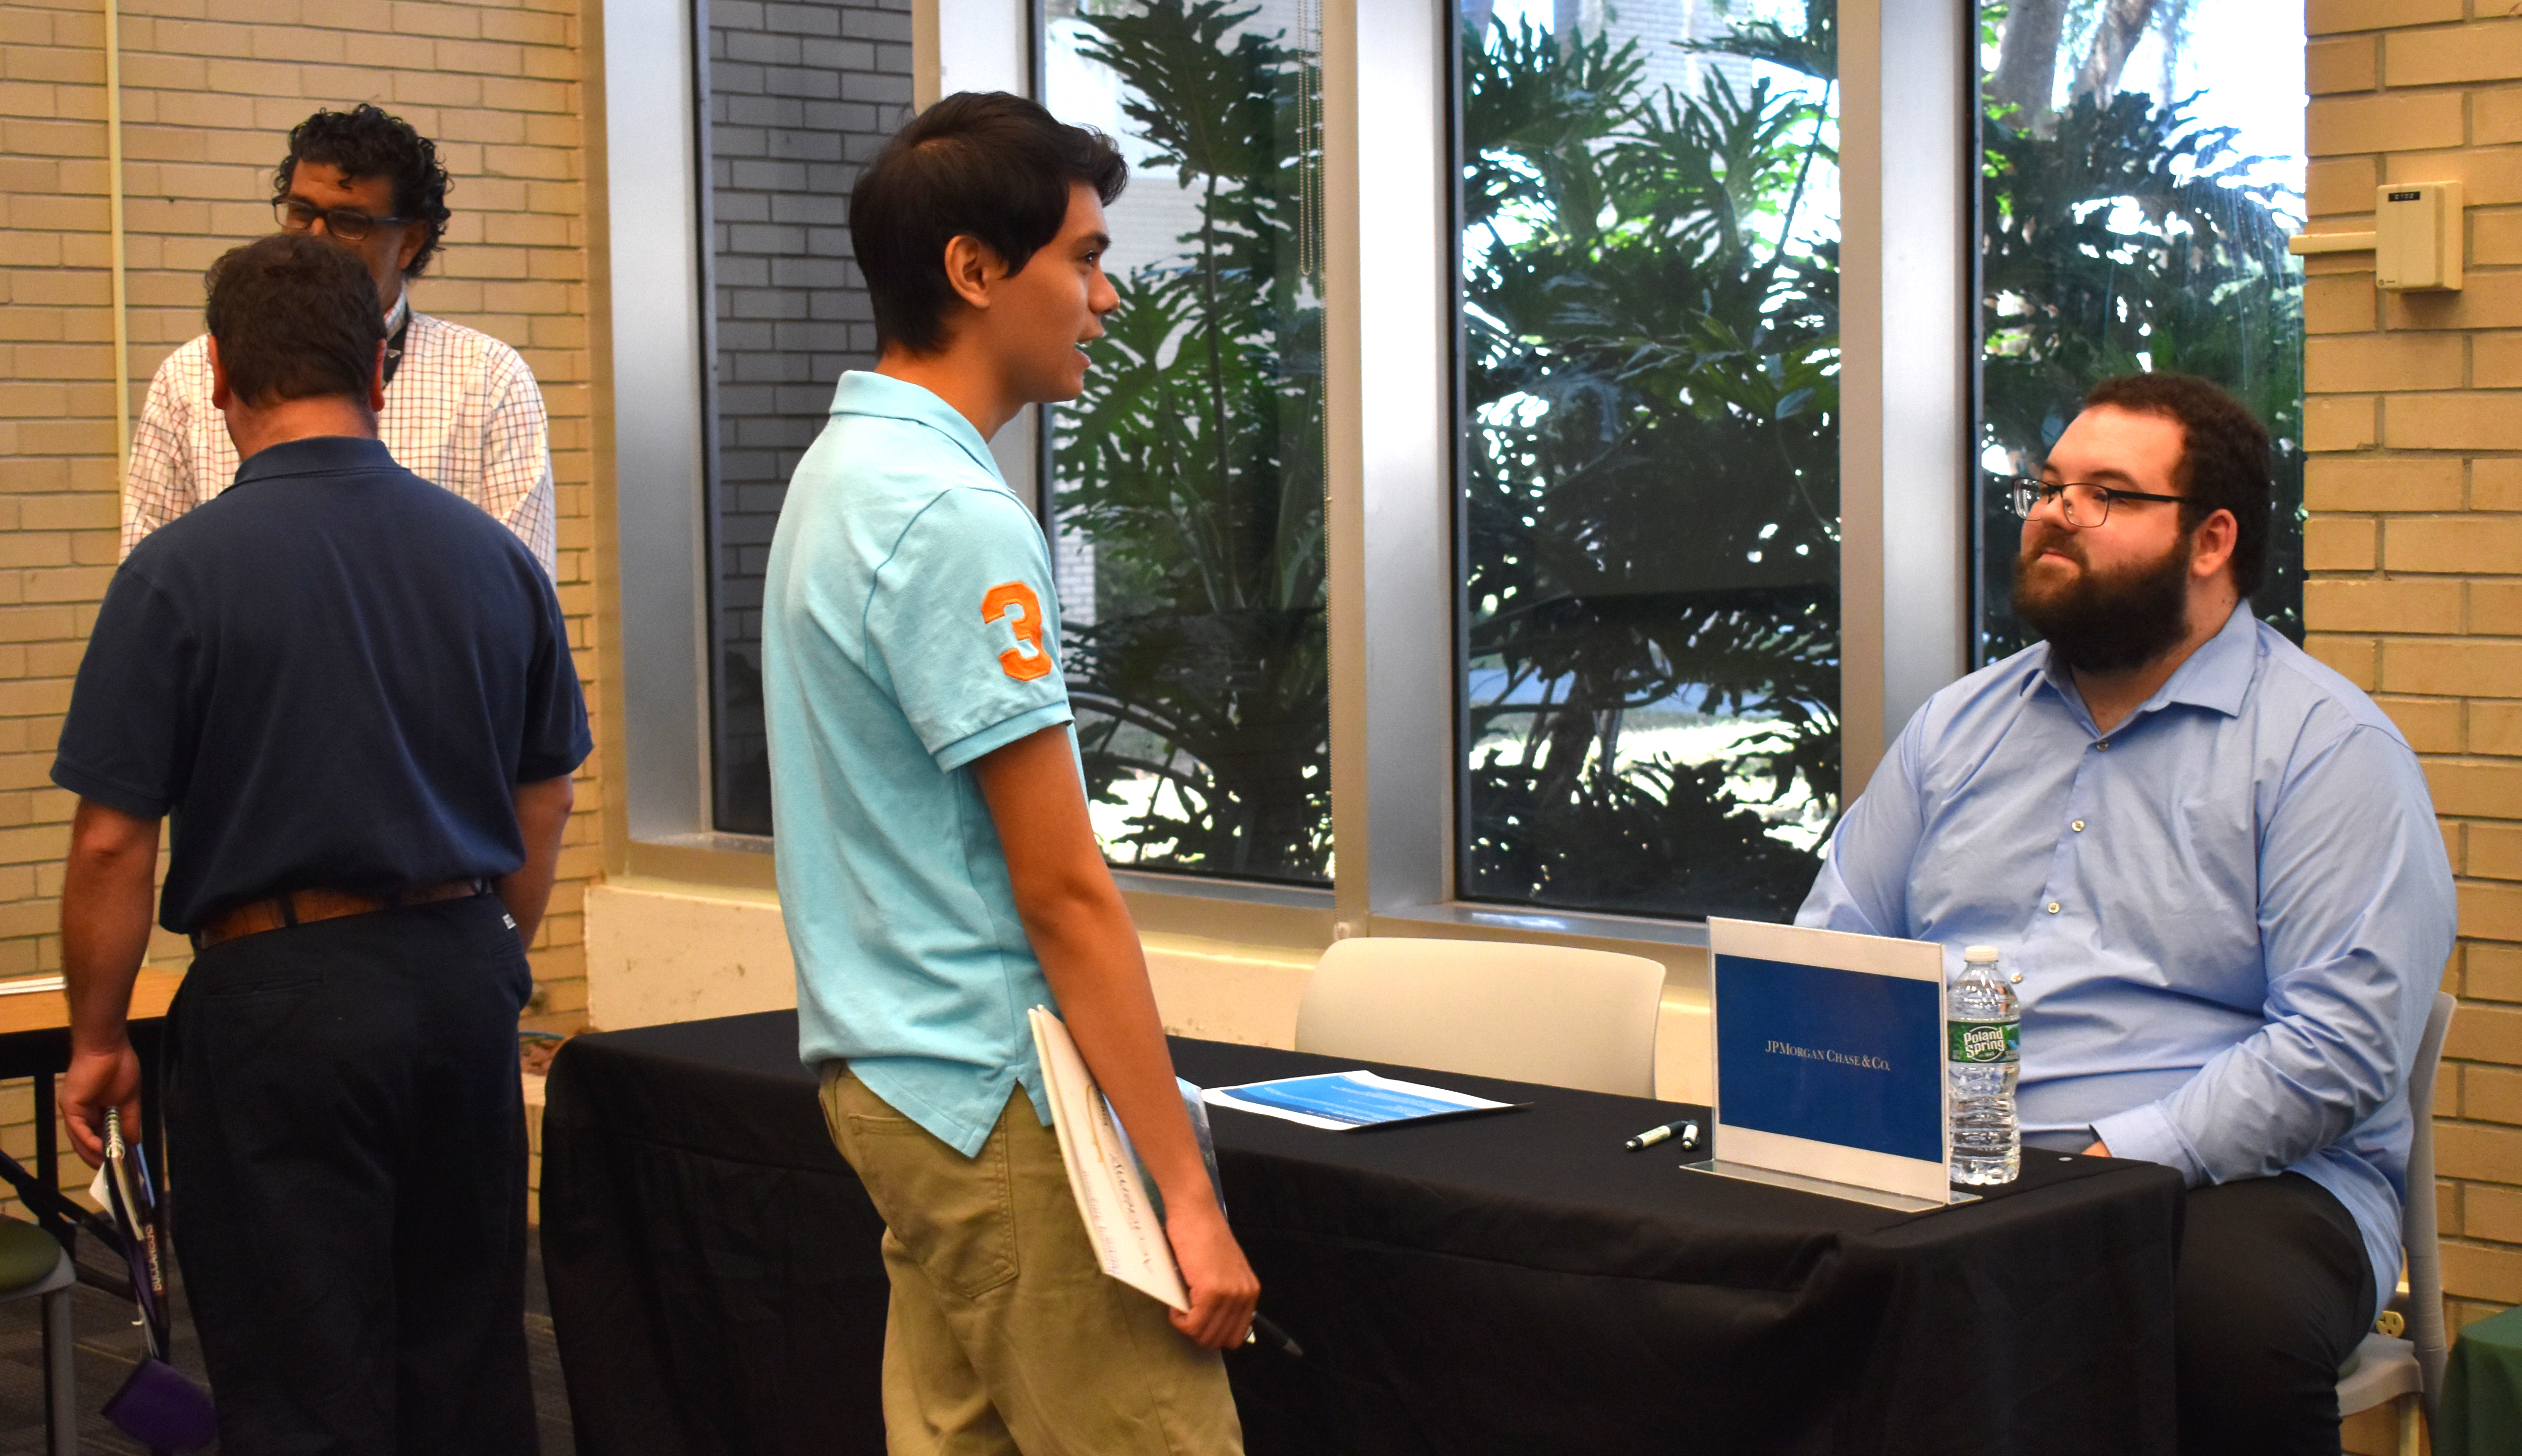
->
[981, 581, 1053, 682]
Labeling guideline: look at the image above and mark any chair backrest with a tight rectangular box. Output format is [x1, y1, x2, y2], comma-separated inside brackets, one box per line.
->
[2406, 990, 2457, 1427]
[1293, 936, 1665, 1097]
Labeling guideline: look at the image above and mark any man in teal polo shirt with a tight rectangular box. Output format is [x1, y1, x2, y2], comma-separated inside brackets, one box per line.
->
[762, 93, 1257, 1455]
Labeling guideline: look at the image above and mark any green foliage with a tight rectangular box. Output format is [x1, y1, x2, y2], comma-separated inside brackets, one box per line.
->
[1458, 2, 1841, 921]
[1977, 86, 2308, 656]
[1048, 0, 2304, 918]
[1052, 0, 1330, 881]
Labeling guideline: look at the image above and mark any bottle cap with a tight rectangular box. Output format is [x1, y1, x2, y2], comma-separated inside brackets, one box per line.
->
[1962, 945, 2000, 964]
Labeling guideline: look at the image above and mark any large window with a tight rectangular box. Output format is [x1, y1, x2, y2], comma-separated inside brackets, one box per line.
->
[1041, 0, 1332, 884]
[1973, 0, 2306, 659]
[1452, 0, 1840, 921]
[703, 0, 917, 835]
[613, 0, 2308, 935]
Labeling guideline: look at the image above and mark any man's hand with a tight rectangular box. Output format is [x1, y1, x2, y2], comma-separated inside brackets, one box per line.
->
[2082, 1139, 2113, 1158]
[62, 1040, 141, 1169]
[1164, 1198, 1262, 1351]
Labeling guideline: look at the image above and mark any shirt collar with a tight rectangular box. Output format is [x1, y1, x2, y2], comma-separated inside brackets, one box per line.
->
[231, 435, 396, 487]
[384, 291, 410, 335]
[2151, 602, 2261, 716]
[828, 372, 1006, 487]
[2032, 600, 2260, 727]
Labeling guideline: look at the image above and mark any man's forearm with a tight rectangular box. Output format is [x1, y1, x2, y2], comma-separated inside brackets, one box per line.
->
[973, 724, 1258, 1345]
[60, 800, 161, 1053]
[1026, 879, 1217, 1207]
[496, 774, 574, 945]
[2090, 990, 2402, 1187]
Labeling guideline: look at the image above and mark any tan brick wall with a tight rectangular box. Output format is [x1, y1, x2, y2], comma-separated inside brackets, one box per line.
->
[0, 0, 604, 1202]
[2307, 3, 2522, 1356]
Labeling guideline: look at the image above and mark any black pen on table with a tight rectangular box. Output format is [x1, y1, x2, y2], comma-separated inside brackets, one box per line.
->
[1624, 1118, 1698, 1153]
[1244, 1311, 1304, 1357]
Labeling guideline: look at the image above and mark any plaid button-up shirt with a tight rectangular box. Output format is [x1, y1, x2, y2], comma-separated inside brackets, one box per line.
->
[122, 300, 559, 575]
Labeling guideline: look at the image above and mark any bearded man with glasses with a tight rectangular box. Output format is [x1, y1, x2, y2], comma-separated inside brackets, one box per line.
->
[1799, 373, 2453, 1454]
[122, 103, 557, 576]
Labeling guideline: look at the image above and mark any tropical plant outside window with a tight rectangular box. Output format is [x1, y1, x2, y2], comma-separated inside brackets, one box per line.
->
[1975, 0, 2307, 660]
[1454, 0, 1841, 922]
[1043, 0, 1331, 883]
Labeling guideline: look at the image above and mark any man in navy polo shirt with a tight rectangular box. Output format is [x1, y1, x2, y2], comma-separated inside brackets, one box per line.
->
[52, 233, 587, 1452]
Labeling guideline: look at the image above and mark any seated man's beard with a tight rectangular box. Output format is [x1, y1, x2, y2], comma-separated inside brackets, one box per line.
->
[2011, 529, 2195, 674]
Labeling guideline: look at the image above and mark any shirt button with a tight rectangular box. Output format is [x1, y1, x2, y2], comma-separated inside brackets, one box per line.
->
[2071, 820, 2086, 832]
[2046, 901, 2062, 914]
[2010, 972, 2024, 984]
[2096, 740, 2111, 751]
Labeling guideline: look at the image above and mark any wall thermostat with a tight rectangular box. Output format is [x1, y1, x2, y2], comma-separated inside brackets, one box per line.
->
[2286, 181, 2465, 292]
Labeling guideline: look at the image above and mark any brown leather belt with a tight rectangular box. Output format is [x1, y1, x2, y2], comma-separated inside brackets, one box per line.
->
[193, 879, 487, 950]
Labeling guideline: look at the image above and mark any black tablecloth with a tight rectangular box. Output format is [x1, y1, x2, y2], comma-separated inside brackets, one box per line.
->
[542, 1011, 2185, 1456]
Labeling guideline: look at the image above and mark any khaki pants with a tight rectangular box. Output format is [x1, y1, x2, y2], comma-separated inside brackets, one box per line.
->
[820, 1066, 1245, 1456]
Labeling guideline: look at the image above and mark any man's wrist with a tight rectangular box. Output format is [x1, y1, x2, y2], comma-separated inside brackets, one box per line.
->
[1147, 1155, 1223, 1211]
[68, 998, 136, 1057]
[69, 1028, 131, 1057]
[2088, 1104, 2200, 1183]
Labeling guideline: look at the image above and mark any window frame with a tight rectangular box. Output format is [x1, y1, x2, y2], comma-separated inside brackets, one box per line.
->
[599, 0, 1978, 957]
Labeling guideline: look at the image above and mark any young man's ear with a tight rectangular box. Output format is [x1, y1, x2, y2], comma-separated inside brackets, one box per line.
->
[208, 336, 230, 411]
[940, 234, 1006, 312]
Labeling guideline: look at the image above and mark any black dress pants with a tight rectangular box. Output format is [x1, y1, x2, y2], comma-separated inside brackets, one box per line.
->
[2176, 1172, 2379, 1456]
[165, 893, 538, 1456]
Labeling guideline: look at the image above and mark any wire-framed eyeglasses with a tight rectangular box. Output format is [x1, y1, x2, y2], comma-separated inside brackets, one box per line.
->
[273, 198, 412, 243]
[1999, 475, 2185, 527]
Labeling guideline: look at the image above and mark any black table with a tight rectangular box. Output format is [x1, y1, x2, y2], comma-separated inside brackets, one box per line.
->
[542, 1011, 2186, 1456]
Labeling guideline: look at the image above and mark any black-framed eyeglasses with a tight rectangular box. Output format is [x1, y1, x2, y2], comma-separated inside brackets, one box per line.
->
[1998, 474, 2185, 527]
[273, 198, 411, 242]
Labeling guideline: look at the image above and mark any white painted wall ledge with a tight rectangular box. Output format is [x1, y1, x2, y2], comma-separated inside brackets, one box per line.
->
[585, 878, 1710, 1104]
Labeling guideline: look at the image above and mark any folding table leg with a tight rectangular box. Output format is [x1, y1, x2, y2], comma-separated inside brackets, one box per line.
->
[30, 1073, 60, 1244]
[42, 1283, 72, 1456]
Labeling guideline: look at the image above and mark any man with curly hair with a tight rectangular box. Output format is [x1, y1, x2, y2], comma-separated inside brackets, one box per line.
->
[122, 103, 558, 575]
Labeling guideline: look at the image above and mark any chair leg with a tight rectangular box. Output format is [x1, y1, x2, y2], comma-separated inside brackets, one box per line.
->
[2397, 1390, 2420, 1456]
[43, 1283, 75, 1456]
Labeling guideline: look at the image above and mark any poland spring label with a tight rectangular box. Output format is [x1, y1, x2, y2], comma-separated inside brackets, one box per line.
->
[1948, 1020, 2019, 1064]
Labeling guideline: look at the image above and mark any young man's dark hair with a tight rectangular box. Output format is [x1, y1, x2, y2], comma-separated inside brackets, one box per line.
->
[272, 103, 455, 277]
[850, 91, 1128, 354]
[2082, 372, 2274, 595]
[204, 233, 386, 407]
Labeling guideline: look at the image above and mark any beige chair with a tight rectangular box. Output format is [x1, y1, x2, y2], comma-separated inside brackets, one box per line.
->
[2336, 990, 2457, 1456]
[1293, 936, 1665, 1096]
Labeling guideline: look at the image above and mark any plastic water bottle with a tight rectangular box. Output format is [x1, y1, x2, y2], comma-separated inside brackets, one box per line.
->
[1947, 945, 2019, 1185]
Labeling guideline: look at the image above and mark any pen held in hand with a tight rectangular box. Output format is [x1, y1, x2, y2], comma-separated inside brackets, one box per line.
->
[1243, 1311, 1304, 1357]
[1624, 1118, 1698, 1153]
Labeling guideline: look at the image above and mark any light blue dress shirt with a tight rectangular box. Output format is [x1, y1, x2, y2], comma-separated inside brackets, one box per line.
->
[763, 372, 1073, 1156]
[1799, 605, 2454, 1308]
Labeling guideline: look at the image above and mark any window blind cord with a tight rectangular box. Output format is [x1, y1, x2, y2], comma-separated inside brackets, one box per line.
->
[105, 0, 131, 471]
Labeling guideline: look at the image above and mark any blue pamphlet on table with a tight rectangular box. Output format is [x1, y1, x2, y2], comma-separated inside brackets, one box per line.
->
[1202, 1071, 1523, 1130]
